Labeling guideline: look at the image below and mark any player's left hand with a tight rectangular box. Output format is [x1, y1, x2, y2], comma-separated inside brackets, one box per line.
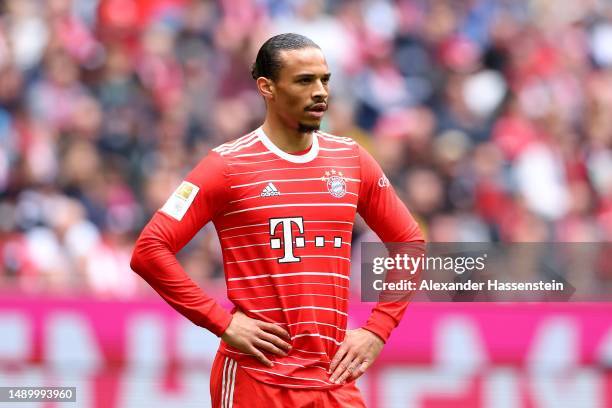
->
[328, 328, 384, 384]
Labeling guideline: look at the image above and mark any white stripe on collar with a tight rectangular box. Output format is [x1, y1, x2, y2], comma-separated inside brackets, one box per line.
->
[256, 127, 319, 163]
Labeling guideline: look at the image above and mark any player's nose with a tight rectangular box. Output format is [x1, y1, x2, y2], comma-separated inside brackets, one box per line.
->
[312, 80, 328, 100]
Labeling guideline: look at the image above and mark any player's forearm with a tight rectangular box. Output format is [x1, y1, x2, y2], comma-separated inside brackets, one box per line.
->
[130, 224, 232, 337]
[362, 242, 423, 343]
[363, 208, 425, 343]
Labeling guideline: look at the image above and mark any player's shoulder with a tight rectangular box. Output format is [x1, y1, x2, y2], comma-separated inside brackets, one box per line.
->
[210, 130, 261, 158]
[315, 130, 358, 147]
[316, 130, 367, 160]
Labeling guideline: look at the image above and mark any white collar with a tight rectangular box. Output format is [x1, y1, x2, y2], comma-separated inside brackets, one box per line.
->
[256, 127, 319, 163]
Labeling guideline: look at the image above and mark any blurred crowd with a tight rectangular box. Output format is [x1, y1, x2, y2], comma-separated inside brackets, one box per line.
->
[1, 0, 612, 297]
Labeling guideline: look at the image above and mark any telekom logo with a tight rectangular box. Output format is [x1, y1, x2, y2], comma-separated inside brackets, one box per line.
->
[269, 217, 305, 263]
[269, 217, 344, 262]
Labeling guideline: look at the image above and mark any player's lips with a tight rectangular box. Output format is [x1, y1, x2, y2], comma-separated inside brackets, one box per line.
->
[306, 110, 325, 118]
[306, 103, 327, 112]
[306, 103, 327, 118]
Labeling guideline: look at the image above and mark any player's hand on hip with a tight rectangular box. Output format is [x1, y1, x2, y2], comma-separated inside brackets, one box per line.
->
[221, 310, 291, 367]
[329, 328, 384, 384]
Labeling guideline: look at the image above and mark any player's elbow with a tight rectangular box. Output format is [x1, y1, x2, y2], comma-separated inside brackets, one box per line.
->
[407, 219, 426, 243]
[130, 232, 167, 277]
[130, 239, 146, 276]
[413, 226, 426, 243]
[130, 215, 178, 279]
[394, 224, 425, 244]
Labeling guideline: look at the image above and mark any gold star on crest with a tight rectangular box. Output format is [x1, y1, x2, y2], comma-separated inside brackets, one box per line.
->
[338, 172, 343, 177]
[325, 171, 330, 177]
[331, 169, 336, 174]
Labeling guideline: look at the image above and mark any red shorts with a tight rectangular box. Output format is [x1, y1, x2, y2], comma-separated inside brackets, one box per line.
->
[209, 352, 367, 408]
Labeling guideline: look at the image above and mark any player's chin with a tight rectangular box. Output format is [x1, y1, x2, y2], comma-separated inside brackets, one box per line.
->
[297, 120, 321, 132]
[299, 114, 323, 127]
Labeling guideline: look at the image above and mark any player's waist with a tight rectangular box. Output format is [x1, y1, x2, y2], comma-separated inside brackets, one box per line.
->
[218, 343, 338, 389]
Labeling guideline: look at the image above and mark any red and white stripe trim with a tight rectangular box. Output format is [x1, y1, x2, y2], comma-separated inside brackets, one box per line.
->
[219, 220, 353, 233]
[221, 357, 237, 408]
[213, 132, 257, 152]
[240, 366, 332, 385]
[228, 165, 359, 176]
[227, 271, 349, 282]
[230, 177, 360, 189]
[223, 203, 357, 216]
[228, 281, 349, 291]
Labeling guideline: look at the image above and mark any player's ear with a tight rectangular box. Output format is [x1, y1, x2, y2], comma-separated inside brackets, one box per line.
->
[256, 77, 274, 100]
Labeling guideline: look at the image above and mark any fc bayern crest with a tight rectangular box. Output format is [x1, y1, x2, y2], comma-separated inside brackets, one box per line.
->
[321, 170, 347, 198]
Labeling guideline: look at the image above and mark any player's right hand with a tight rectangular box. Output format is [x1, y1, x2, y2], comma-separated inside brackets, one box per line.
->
[221, 310, 292, 367]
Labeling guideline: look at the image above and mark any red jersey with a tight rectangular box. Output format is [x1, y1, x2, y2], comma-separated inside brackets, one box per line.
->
[131, 127, 424, 388]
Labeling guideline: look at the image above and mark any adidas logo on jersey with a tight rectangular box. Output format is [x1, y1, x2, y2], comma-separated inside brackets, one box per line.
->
[261, 182, 281, 197]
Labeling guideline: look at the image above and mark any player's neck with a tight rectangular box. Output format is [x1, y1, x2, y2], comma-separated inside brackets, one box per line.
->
[261, 117, 313, 154]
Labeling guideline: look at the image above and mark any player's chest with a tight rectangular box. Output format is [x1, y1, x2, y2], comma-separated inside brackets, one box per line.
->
[222, 159, 360, 223]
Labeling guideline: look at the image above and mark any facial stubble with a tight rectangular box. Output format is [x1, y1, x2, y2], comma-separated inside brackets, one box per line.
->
[297, 122, 321, 132]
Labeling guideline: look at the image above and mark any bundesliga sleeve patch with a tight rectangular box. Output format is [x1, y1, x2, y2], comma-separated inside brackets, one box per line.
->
[160, 181, 200, 221]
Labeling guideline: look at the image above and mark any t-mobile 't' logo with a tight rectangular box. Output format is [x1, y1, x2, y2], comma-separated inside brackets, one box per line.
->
[269, 217, 305, 263]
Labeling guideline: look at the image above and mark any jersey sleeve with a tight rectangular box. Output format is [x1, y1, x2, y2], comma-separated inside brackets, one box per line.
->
[356, 144, 425, 343]
[130, 151, 233, 337]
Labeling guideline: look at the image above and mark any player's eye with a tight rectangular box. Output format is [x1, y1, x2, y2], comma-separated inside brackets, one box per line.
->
[298, 78, 311, 84]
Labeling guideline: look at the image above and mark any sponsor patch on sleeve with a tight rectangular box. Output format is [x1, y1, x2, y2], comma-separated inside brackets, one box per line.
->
[377, 174, 390, 188]
[160, 181, 200, 221]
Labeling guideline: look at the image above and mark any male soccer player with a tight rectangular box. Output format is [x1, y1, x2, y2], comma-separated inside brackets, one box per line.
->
[130, 33, 424, 407]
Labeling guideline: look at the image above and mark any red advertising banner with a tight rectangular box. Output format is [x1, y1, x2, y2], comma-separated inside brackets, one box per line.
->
[0, 297, 610, 407]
